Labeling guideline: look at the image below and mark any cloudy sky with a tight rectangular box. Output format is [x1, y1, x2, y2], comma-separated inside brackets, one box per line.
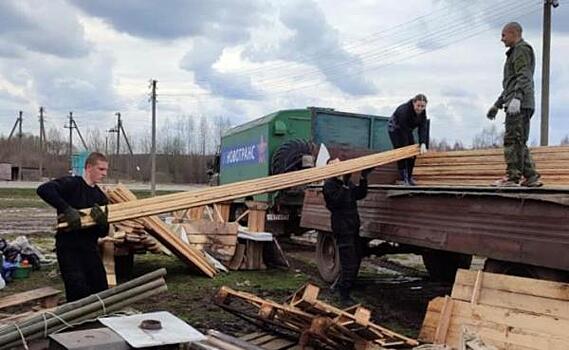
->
[0, 0, 567, 149]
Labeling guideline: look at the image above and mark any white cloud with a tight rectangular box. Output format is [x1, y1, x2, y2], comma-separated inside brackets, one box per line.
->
[0, 0, 568, 145]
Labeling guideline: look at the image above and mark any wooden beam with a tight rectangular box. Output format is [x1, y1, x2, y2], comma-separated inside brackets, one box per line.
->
[60, 145, 421, 229]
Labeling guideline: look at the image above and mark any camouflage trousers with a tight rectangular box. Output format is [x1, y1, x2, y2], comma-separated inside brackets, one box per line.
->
[503, 109, 539, 181]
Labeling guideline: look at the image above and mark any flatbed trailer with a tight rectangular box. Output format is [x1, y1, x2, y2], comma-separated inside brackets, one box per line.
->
[300, 184, 569, 282]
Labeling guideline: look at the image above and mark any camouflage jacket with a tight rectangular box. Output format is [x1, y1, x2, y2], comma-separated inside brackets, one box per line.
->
[495, 39, 535, 110]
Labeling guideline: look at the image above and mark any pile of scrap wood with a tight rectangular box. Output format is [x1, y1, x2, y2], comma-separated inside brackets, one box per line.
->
[106, 185, 218, 277]
[0, 269, 167, 349]
[414, 146, 569, 186]
[419, 269, 569, 349]
[110, 220, 163, 254]
[60, 145, 420, 229]
[214, 283, 419, 349]
[174, 219, 239, 264]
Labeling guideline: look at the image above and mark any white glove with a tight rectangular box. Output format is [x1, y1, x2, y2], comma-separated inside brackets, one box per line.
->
[420, 143, 428, 155]
[507, 98, 521, 115]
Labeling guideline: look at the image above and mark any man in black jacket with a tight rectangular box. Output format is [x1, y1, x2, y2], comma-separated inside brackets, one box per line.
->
[388, 94, 429, 185]
[323, 158, 371, 306]
[37, 152, 110, 302]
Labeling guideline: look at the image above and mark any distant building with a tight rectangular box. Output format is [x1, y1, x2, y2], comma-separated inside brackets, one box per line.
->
[0, 163, 10, 181]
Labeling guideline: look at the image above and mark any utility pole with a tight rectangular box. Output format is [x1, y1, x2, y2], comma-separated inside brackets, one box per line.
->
[117, 113, 135, 180]
[540, 0, 559, 146]
[17, 111, 23, 181]
[38, 107, 46, 179]
[8, 111, 23, 140]
[66, 112, 73, 167]
[115, 112, 121, 159]
[115, 112, 121, 183]
[150, 79, 157, 196]
[72, 119, 88, 150]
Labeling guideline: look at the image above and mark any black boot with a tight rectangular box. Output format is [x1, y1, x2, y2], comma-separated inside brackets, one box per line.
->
[338, 289, 356, 307]
[407, 164, 416, 185]
[402, 168, 412, 186]
[407, 171, 416, 186]
[398, 169, 407, 185]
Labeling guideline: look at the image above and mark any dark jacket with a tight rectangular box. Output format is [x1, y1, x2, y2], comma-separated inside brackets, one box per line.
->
[496, 39, 535, 110]
[323, 176, 368, 236]
[388, 100, 428, 144]
[37, 176, 109, 248]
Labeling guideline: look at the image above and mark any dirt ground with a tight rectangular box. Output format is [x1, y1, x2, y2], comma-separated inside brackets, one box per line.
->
[0, 187, 461, 342]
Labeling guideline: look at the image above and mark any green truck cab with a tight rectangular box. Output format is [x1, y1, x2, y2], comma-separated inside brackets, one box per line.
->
[214, 107, 393, 233]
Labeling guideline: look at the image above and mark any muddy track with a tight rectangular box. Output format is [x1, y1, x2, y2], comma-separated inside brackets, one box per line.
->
[0, 208, 55, 235]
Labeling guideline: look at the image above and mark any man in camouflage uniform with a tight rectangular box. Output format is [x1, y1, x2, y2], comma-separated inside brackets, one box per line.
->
[487, 22, 542, 187]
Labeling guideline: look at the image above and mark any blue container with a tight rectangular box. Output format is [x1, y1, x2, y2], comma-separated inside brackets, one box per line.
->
[71, 151, 89, 176]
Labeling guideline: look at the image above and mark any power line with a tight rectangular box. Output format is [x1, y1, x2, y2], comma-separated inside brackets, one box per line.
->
[186, 0, 537, 92]
[156, 0, 540, 99]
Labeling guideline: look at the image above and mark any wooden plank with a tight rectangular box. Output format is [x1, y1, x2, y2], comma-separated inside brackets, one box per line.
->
[239, 332, 267, 342]
[421, 297, 569, 349]
[248, 334, 280, 345]
[260, 337, 296, 350]
[229, 243, 246, 270]
[453, 269, 569, 302]
[0, 287, 60, 311]
[101, 239, 117, 287]
[433, 296, 453, 345]
[62, 145, 421, 229]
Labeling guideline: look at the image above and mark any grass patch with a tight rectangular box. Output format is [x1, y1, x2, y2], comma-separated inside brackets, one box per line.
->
[129, 253, 309, 325]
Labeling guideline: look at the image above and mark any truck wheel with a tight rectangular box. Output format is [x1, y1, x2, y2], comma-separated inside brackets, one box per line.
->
[421, 250, 472, 282]
[316, 231, 341, 283]
[271, 139, 314, 175]
[484, 259, 569, 282]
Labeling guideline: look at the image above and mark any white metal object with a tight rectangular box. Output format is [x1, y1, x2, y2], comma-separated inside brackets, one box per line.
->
[99, 311, 205, 348]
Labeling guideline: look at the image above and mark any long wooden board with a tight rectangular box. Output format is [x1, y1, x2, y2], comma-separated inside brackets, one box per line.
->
[59, 145, 420, 229]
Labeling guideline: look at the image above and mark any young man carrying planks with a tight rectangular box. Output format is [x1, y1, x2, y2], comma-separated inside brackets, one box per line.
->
[37, 152, 110, 302]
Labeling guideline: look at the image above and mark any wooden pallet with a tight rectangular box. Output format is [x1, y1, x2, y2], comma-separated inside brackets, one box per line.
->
[214, 283, 418, 349]
[0, 287, 61, 326]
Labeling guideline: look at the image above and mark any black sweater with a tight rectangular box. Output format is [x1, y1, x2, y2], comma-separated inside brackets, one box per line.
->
[37, 176, 109, 248]
[389, 100, 428, 144]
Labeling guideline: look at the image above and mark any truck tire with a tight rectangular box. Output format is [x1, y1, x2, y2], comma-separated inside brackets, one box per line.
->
[421, 250, 472, 282]
[484, 259, 569, 282]
[271, 139, 314, 175]
[316, 231, 341, 283]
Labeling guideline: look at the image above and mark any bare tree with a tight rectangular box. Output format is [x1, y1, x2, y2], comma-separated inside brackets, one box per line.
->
[86, 128, 105, 152]
[561, 135, 569, 145]
[472, 125, 503, 149]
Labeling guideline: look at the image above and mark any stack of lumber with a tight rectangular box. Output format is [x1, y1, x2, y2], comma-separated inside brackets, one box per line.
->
[214, 283, 419, 349]
[0, 269, 167, 350]
[106, 184, 217, 278]
[58, 145, 420, 229]
[111, 220, 163, 254]
[419, 269, 569, 349]
[415, 146, 569, 186]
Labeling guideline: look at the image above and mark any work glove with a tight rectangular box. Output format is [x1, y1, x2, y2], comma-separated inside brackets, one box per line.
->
[487, 105, 498, 120]
[63, 207, 85, 231]
[420, 143, 428, 155]
[361, 167, 374, 178]
[90, 204, 109, 227]
[507, 98, 521, 115]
